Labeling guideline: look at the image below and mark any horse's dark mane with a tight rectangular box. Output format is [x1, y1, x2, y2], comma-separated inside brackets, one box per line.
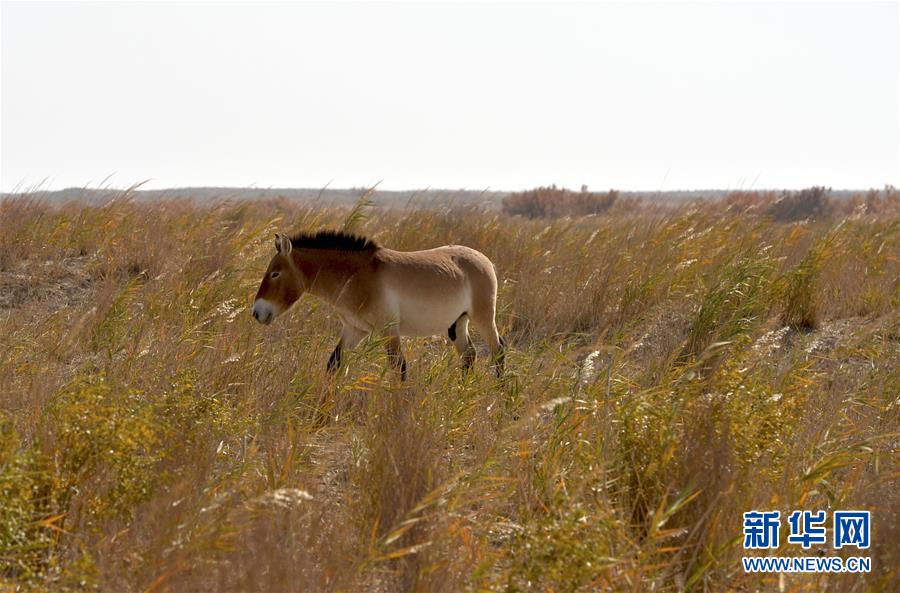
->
[289, 230, 379, 252]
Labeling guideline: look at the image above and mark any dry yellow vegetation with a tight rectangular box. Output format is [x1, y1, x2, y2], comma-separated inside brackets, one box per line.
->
[1, 189, 898, 592]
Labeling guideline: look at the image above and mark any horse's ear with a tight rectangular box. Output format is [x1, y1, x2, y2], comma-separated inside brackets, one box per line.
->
[275, 233, 292, 256]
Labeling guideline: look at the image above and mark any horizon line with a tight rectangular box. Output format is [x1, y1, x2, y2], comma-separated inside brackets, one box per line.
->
[3, 183, 896, 196]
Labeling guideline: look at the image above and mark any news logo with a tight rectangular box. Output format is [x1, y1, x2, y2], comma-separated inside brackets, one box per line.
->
[833, 511, 870, 550]
[787, 510, 827, 549]
[741, 509, 872, 573]
[742, 510, 781, 549]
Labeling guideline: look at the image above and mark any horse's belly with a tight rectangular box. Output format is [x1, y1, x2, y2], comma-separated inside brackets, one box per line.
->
[393, 288, 469, 337]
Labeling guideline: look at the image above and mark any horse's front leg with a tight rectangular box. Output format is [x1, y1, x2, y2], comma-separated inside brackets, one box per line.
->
[326, 340, 343, 374]
[326, 324, 367, 375]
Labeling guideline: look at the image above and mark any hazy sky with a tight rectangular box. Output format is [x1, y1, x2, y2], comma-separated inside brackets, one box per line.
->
[1, 1, 898, 192]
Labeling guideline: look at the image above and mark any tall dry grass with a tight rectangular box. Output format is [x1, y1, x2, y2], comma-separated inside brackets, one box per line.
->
[1, 190, 898, 592]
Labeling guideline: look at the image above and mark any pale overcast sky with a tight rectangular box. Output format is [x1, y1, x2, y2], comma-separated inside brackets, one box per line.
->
[1, 1, 898, 192]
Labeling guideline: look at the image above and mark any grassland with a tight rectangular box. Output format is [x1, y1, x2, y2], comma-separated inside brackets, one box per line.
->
[1, 189, 898, 592]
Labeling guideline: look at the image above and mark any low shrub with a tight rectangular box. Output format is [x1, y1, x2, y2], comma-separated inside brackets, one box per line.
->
[502, 185, 619, 218]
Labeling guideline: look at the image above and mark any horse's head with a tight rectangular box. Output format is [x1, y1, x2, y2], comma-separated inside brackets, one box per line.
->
[252, 234, 305, 325]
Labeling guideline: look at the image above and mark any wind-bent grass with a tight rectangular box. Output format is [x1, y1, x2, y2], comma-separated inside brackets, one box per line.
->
[0, 192, 897, 592]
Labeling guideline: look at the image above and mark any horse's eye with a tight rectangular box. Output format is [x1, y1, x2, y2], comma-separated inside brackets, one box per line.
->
[270, 271, 280, 279]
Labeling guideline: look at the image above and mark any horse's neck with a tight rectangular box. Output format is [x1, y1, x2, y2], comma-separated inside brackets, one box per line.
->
[294, 250, 363, 303]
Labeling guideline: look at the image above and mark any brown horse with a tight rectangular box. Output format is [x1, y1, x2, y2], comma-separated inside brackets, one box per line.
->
[252, 231, 506, 379]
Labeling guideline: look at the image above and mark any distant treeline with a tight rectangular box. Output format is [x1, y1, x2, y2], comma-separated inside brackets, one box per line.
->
[0, 186, 510, 208]
[3, 185, 894, 220]
[501, 185, 900, 220]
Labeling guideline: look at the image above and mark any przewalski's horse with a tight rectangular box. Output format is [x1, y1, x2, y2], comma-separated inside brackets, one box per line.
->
[252, 231, 506, 379]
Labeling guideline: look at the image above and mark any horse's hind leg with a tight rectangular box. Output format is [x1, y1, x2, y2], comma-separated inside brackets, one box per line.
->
[449, 314, 476, 372]
[384, 330, 407, 381]
[471, 310, 506, 377]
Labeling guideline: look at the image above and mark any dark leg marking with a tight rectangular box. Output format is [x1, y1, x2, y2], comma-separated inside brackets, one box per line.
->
[390, 351, 407, 381]
[326, 341, 342, 374]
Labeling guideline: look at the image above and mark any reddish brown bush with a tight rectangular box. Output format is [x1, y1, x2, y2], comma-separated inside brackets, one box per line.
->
[767, 186, 833, 221]
[502, 185, 619, 218]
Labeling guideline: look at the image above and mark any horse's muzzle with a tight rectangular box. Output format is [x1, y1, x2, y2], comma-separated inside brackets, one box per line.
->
[251, 299, 275, 325]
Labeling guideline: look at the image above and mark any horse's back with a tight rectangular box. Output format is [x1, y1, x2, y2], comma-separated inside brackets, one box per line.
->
[374, 245, 497, 336]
